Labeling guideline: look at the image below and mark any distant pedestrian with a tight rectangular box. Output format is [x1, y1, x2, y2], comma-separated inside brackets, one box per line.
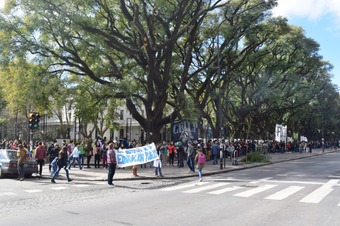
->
[34, 142, 47, 176]
[68, 143, 82, 170]
[78, 141, 86, 166]
[17, 144, 28, 181]
[168, 141, 176, 167]
[161, 141, 168, 166]
[177, 143, 185, 168]
[51, 146, 72, 183]
[86, 138, 93, 168]
[211, 140, 219, 165]
[102, 143, 108, 169]
[154, 145, 163, 177]
[195, 149, 206, 182]
[107, 143, 117, 186]
[94, 140, 102, 168]
[48, 143, 60, 172]
[186, 141, 195, 173]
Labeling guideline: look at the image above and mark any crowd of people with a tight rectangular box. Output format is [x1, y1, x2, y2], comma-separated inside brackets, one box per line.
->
[2, 137, 335, 184]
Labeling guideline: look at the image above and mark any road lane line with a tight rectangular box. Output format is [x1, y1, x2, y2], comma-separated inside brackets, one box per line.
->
[265, 186, 304, 200]
[183, 183, 228, 194]
[234, 184, 277, 198]
[161, 182, 209, 191]
[300, 179, 339, 204]
[249, 177, 272, 184]
[50, 187, 68, 190]
[208, 186, 242, 195]
[25, 190, 43, 193]
[73, 184, 90, 187]
[1, 192, 16, 196]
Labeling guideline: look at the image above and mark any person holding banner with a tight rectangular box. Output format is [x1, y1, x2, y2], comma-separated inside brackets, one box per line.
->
[107, 143, 117, 186]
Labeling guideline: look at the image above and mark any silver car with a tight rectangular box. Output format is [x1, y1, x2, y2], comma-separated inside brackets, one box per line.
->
[0, 149, 38, 178]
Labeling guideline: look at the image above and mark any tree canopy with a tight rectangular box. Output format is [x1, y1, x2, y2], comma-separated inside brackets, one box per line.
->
[0, 0, 338, 143]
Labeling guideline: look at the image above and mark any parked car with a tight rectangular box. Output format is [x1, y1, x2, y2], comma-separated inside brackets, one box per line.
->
[0, 149, 38, 178]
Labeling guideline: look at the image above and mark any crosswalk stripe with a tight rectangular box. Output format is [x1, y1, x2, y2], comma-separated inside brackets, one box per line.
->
[73, 184, 90, 188]
[249, 177, 272, 184]
[183, 183, 228, 194]
[161, 182, 209, 191]
[51, 187, 68, 190]
[299, 179, 339, 204]
[234, 184, 277, 198]
[207, 186, 242, 195]
[265, 186, 304, 200]
[25, 190, 43, 193]
[1, 192, 16, 196]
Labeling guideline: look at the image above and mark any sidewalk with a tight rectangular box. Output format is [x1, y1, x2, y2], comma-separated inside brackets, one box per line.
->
[41, 148, 338, 182]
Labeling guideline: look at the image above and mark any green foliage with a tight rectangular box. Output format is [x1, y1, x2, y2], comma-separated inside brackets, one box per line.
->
[241, 151, 270, 163]
[0, 0, 338, 143]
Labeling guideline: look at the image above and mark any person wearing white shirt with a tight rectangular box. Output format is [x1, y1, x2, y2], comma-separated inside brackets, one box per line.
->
[68, 143, 82, 170]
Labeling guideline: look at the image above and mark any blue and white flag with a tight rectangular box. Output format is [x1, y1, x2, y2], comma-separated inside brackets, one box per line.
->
[116, 143, 158, 167]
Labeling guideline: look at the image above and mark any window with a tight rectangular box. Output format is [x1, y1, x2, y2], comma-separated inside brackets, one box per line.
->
[120, 110, 124, 120]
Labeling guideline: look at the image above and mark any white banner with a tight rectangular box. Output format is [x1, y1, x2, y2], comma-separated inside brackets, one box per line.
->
[116, 143, 158, 168]
[275, 124, 287, 142]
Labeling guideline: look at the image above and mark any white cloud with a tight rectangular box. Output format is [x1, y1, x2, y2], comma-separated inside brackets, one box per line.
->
[272, 0, 340, 21]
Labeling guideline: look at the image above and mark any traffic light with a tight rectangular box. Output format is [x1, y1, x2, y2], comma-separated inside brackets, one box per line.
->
[28, 112, 40, 130]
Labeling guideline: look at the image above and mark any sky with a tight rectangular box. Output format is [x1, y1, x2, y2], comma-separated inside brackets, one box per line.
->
[272, 0, 340, 89]
[0, 0, 339, 88]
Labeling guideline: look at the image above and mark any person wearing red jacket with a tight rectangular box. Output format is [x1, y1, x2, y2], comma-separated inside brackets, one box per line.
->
[168, 141, 176, 167]
[35, 142, 47, 177]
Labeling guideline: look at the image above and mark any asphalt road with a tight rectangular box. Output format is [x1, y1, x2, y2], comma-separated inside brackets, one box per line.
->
[1, 152, 340, 226]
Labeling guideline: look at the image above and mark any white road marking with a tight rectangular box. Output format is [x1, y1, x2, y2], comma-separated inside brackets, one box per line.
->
[234, 184, 277, 198]
[161, 182, 209, 191]
[208, 186, 243, 195]
[25, 190, 43, 193]
[1, 192, 16, 196]
[300, 179, 339, 204]
[51, 187, 68, 190]
[249, 177, 272, 184]
[73, 184, 90, 188]
[265, 186, 304, 200]
[183, 183, 228, 194]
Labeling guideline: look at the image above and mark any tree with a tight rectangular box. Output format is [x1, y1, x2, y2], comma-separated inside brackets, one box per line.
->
[0, 0, 231, 143]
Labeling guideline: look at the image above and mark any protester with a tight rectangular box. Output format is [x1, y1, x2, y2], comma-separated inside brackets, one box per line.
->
[107, 143, 117, 186]
[34, 141, 47, 176]
[131, 142, 139, 177]
[17, 144, 28, 181]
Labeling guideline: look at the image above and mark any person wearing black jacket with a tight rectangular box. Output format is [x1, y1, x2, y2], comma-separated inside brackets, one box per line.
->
[51, 146, 72, 183]
[48, 143, 59, 172]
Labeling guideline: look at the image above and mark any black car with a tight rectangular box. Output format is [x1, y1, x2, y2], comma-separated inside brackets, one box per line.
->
[0, 149, 38, 178]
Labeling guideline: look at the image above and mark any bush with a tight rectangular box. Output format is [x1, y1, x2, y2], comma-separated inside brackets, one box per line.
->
[241, 151, 270, 163]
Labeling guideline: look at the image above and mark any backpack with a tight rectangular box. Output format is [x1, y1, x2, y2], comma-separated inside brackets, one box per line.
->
[198, 153, 206, 164]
